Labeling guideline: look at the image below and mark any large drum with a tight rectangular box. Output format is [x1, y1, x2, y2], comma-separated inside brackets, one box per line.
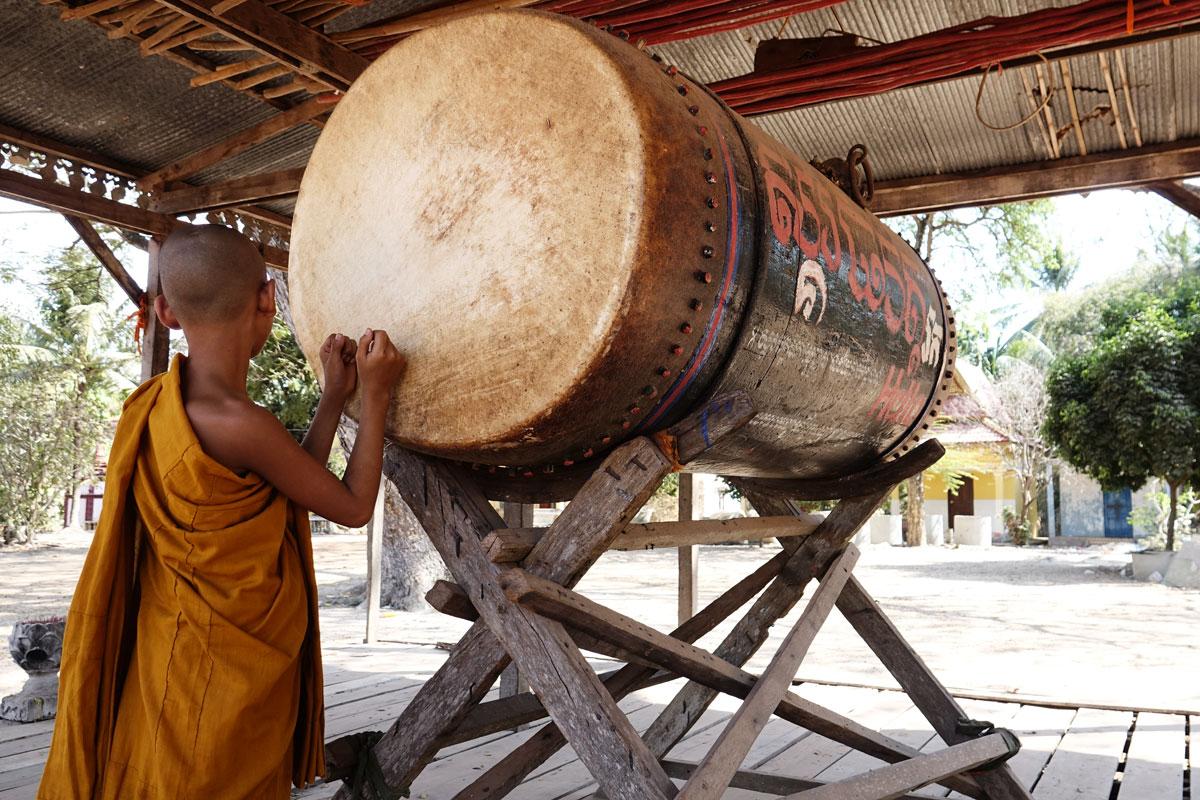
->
[290, 10, 954, 494]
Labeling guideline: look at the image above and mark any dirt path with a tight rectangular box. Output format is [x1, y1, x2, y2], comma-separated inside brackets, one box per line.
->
[2, 530, 1196, 711]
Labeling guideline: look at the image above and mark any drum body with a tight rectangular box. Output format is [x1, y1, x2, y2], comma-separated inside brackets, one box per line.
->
[290, 10, 954, 492]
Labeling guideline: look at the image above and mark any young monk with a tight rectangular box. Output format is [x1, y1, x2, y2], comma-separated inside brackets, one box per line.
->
[39, 224, 405, 799]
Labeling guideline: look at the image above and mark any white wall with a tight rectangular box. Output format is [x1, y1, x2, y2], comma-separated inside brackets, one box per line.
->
[1057, 468, 1155, 538]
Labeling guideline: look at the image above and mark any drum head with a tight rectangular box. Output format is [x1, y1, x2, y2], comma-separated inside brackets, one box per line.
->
[291, 11, 648, 456]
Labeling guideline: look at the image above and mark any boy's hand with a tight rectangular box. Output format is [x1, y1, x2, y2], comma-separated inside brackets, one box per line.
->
[320, 333, 358, 401]
[357, 328, 406, 403]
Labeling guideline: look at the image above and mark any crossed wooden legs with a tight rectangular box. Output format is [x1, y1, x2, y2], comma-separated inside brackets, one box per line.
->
[332, 410, 1031, 800]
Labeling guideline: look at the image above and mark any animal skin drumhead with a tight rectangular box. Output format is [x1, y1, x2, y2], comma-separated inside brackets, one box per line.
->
[290, 12, 648, 459]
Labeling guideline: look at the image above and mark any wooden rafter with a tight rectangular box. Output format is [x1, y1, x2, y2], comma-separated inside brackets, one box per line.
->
[0, 169, 290, 269]
[149, 166, 304, 214]
[62, 215, 145, 304]
[1150, 180, 1200, 219]
[871, 139, 1200, 217]
[151, 0, 368, 90]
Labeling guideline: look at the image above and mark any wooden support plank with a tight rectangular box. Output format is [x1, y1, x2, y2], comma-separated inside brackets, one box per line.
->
[140, 235, 170, 380]
[1150, 180, 1200, 220]
[337, 434, 683, 800]
[61, 215, 144, 305]
[1097, 53, 1128, 150]
[1030, 707, 1129, 800]
[385, 442, 676, 800]
[677, 472, 698, 625]
[449, 538, 795, 800]
[676, 546, 860, 800]
[661, 759, 932, 800]
[138, 96, 329, 188]
[482, 514, 822, 564]
[152, 0, 368, 90]
[777, 733, 1016, 800]
[149, 167, 304, 214]
[0, 168, 174, 235]
[0, 169, 290, 269]
[836, 576, 1032, 800]
[1117, 712, 1184, 800]
[363, 476, 385, 644]
[871, 139, 1200, 218]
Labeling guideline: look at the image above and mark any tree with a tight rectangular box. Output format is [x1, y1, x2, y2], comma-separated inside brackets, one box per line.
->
[887, 200, 1069, 545]
[1044, 301, 1199, 551]
[0, 317, 85, 543]
[248, 318, 322, 440]
[992, 358, 1050, 537]
[0, 232, 137, 541]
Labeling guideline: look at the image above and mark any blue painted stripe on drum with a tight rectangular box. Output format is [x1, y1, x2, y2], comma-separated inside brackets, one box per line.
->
[635, 127, 741, 433]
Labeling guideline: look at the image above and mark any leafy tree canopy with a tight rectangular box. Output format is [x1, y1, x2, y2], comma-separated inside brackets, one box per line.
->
[248, 317, 321, 439]
[1044, 281, 1200, 549]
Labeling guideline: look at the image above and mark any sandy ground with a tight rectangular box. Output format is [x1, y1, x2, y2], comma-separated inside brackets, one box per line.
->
[1, 529, 1197, 712]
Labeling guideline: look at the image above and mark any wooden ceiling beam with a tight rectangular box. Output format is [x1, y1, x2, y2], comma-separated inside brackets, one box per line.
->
[0, 169, 289, 269]
[62, 214, 146, 304]
[871, 139, 1200, 217]
[151, 0, 368, 91]
[1149, 180, 1200, 220]
[0, 121, 139, 178]
[138, 94, 329, 188]
[149, 166, 304, 214]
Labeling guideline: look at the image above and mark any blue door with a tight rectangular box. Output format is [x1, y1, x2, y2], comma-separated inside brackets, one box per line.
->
[1102, 488, 1133, 538]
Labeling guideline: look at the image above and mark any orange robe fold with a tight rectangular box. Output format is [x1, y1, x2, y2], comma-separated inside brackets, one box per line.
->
[39, 354, 324, 799]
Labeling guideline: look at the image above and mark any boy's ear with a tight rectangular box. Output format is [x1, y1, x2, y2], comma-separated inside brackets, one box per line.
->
[258, 278, 277, 315]
[153, 294, 182, 330]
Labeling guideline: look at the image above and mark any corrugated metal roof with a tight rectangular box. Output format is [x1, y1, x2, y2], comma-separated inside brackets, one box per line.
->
[654, 0, 1200, 180]
[1, 0, 1197, 205]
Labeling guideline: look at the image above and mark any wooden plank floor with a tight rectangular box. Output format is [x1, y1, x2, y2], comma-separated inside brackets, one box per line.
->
[0, 649, 1191, 799]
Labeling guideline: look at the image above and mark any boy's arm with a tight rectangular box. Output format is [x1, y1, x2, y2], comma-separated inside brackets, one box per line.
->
[224, 330, 405, 527]
[301, 333, 356, 466]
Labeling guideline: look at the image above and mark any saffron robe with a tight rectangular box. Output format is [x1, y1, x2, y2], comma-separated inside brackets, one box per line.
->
[39, 354, 324, 799]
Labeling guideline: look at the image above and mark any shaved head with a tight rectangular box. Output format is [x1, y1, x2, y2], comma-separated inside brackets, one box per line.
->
[159, 225, 267, 324]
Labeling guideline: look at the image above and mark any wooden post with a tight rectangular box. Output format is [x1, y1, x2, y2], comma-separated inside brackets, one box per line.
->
[140, 235, 170, 380]
[677, 472, 698, 625]
[364, 476, 386, 644]
[499, 502, 534, 701]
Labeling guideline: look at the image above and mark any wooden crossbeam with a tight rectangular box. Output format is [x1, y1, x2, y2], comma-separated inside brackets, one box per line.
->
[1150, 180, 1200, 220]
[872, 139, 1200, 217]
[677, 545, 860, 800]
[0, 170, 290, 269]
[138, 95, 329, 188]
[1, 168, 174, 235]
[62, 215, 144, 305]
[149, 167, 304, 214]
[660, 760, 941, 800]
[152, 0, 368, 90]
[482, 514, 822, 563]
[777, 732, 1018, 800]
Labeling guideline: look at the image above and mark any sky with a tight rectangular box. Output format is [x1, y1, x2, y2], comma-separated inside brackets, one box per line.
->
[1, 184, 1197, 341]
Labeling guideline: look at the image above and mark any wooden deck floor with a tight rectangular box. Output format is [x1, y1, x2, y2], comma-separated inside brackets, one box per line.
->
[0, 643, 1191, 799]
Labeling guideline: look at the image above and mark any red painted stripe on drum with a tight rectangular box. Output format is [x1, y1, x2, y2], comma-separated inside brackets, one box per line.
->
[637, 127, 740, 432]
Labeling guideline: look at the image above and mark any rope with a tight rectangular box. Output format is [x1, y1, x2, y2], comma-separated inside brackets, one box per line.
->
[124, 293, 149, 355]
[651, 431, 686, 473]
[974, 52, 1054, 132]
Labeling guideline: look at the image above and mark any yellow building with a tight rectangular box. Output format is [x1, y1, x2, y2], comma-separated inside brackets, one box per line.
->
[919, 363, 1020, 541]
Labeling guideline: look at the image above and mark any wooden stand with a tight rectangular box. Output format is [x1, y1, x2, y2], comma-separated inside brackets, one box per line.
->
[330, 395, 1031, 800]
